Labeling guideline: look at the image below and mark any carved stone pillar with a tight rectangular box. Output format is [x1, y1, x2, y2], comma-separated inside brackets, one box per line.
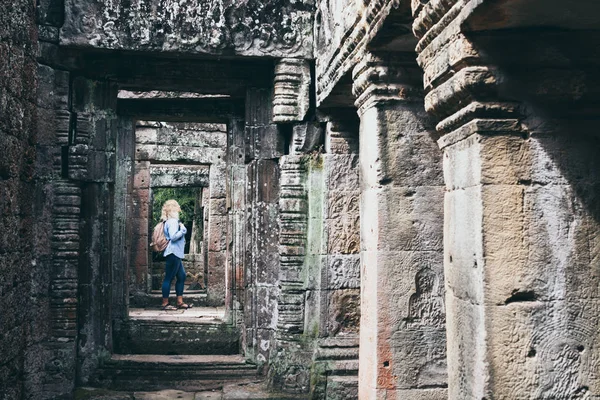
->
[68, 77, 120, 382]
[310, 112, 361, 400]
[272, 154, 311, 392]
[352, 52, 446, 399]
[413, 3, 600, 398]
[273, 58, 311, 123]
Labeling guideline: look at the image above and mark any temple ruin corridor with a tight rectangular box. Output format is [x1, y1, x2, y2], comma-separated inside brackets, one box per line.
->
[3, 0, 600, 399]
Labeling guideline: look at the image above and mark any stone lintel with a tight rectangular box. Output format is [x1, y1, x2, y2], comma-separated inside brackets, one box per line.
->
[117, 98, 244, 123]
[149, 164, 210, 188]
[60, 0, 313, 59]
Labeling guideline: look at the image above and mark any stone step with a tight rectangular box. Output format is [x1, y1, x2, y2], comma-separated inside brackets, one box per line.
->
[130, 291, 210, 308]
[90, 355, 259, 392]
[114, 318, 239, 355]
[76, 383, 308, 399]
[323, 375, 358, 399]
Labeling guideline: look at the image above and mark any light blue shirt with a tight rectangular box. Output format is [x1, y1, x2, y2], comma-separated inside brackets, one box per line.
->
[163, 218, 187, 259]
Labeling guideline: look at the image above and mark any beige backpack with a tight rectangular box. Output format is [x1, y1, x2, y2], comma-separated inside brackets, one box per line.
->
[150, 221, 169, 252]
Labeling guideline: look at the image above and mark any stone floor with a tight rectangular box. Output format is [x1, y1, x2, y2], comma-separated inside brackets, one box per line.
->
[75, 383, 307, 399]
[129, 307, 226, 323]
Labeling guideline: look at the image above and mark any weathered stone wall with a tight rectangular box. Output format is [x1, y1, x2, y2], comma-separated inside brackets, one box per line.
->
[0, 0, 40, 397]
[61, 0, 314, 58]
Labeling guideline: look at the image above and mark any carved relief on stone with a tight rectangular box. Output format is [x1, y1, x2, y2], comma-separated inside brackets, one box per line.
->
[290, 122, 323, 155]
[62, 0, 314, 57]
[51, 181, 81, 339]
[327, 255, 360, 290]
[326, 192, 359, 254]
[278, 156, 308, 333]
[405, 267, 445, 328]
[327, 289, 360, 336]
[67, 112, 97, 181]
[282, 365, 310, 393]
[273, 59, 310, 123]
[527, 319, 595, 400]
[324, 155, 359, 191]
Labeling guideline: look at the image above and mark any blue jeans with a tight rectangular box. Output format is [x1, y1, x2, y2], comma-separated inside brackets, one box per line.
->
[162, 254, 186, 298]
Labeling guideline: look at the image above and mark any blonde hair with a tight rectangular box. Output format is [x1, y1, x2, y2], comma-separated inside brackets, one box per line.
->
[160, 199, 181, 221]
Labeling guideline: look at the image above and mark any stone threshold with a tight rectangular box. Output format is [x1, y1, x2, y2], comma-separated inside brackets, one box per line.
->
[128, 307, 226, 323]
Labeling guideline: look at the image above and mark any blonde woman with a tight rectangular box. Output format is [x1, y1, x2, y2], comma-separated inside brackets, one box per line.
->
[160, 199, 192, 310]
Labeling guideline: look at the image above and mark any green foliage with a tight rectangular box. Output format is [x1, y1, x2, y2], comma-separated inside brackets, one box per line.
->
[151, 187, 199, 227]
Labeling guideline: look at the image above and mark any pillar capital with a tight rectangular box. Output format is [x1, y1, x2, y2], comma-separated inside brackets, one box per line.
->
[273, 58, 311, 123]
[351, 52, 422, 114]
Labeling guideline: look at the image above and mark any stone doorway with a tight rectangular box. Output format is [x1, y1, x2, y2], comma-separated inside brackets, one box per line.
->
[127, 120, 229, 312]
[112, 106, 239, 356]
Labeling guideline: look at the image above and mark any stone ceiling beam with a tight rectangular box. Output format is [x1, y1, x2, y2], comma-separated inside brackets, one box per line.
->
[117, 98, 244, 122]
[45, 48, 275, 96]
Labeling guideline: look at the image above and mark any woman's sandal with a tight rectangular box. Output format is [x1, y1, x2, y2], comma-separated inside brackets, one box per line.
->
[177, 303, 193, 309]
[162, 304, 177, 311]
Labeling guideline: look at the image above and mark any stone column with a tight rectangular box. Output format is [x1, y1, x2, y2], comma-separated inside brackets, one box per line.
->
[352, 52, 446, 399]
[412, 3, 600, 398]
[310, 112, 361, 400]
[243, 87, 281, 370]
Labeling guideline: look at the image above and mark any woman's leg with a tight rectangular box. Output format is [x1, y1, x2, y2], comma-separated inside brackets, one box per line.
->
[162, 254, 179, 304]
[175, 259, 192, 308]
[174, 258, 186, 297]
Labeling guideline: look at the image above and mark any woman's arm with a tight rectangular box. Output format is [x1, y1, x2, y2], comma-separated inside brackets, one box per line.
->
[166, 220, 186, 242]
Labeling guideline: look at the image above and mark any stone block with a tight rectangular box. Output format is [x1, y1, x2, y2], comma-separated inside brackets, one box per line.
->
[208, 215, 227, 252]
[150, 165, 210, 188]
[325, 376, 359, 400]
[155, 124, 227, 148]
[324, 154, 359, 192]
[362, 249, 445, 328]
[361, 186, 444, 252]
[209, 198, 227, 216]
[209, 165, 227, 199]
[325, 254, 360, 290]
[443, 187, 483, 305]
[130, 217, 150, 239]
[255, 328, 274, 366]
[323, 289, 360, 337]
[131, 189, 150, 217]
[444, 289, 485, 398]
[255, 286, 278, 329]
[389, 326, 447, 390]
[256, 124, 285, 159]
[383, 130, 442, 187]
[136, 144, 223, 164]
[36, 65, 69, 110]
[326, 197, 359, 255]
[133, 167, 151, 189]
[135, 127, 158, 144]
[207, 251, 226, 305]
[377, 388, 447, 399]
